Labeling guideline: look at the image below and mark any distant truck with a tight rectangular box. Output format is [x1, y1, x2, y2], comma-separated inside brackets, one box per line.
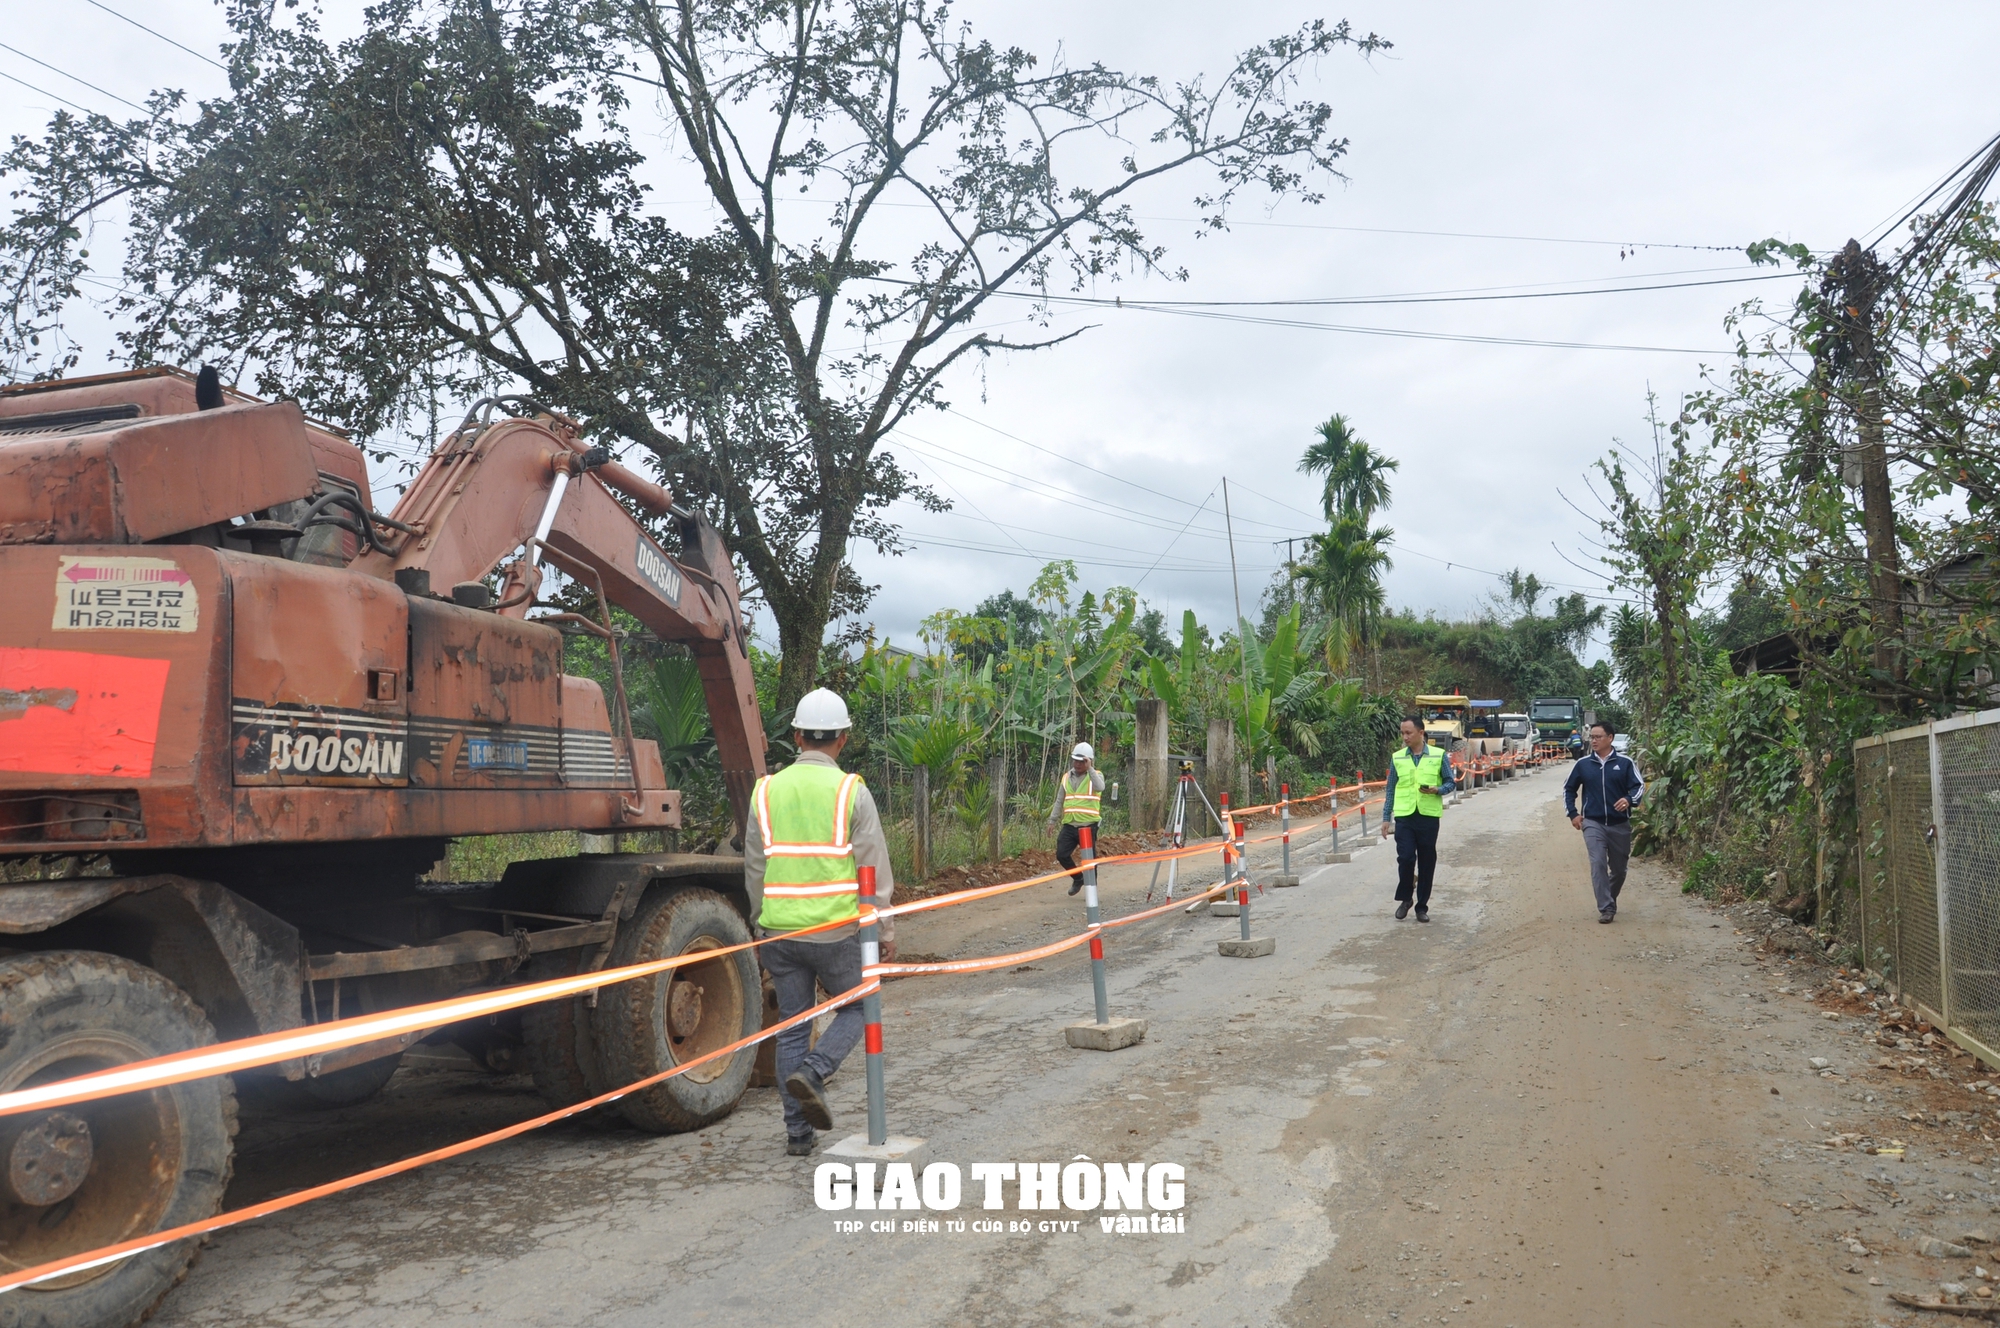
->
[1498, 712, 1533, 751]
[1414, 693, 1470, 750]
[1531, 695, 1586, 754]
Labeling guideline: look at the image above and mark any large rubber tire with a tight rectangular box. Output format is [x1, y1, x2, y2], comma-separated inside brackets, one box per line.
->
[591, 888, 758, 1134]
[0, 952, 235, 1328]
[522, 988, 608, 1109]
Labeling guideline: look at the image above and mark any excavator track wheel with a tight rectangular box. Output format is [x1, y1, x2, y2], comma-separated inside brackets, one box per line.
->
[591, 887, 758, 1134]
[0, 951, 235, 1328]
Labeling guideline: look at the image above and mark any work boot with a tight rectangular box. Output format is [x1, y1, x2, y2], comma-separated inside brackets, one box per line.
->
[1415, 907, 1429, 923]
[1068, 878, 1083, 896]
[1599, 911, 1615, 924]
[1395, 901, 1411, 920]
[784, 1065, 835, 1131]
[787, 1130, 817, 1157]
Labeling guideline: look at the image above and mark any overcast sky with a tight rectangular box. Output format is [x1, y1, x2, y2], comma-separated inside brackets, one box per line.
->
[5, 2, 1995, 659]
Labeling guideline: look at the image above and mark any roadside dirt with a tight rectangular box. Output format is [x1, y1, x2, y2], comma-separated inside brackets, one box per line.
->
[1276, 805, 2000, 1328]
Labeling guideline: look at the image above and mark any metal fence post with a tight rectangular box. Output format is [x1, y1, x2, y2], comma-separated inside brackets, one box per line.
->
[1928, 722, 1956, 1031]
[989, 754, 1005, 862]
[913, 766, 930, 881]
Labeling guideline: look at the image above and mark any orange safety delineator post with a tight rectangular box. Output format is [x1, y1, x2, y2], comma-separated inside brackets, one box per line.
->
[1272, 782, 1300, 886]
[1209, 792, 1239, 919]
[1063, 826, 1147, 1050]
[826, 865, 928, 1165]
[859, 866, 888, 1146]
[1218, 817, 1274, 957]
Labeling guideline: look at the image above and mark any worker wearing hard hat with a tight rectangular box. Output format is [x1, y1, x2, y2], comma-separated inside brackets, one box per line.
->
[1047, 741, 1105, 897]
[744, 687, 895, 1158]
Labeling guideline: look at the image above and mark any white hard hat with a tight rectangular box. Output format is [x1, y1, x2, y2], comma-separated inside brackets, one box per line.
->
[1071, 742, 1094, 762]
[793, 688, 852, 733]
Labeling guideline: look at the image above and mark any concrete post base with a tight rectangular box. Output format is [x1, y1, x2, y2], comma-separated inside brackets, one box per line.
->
[1324, 852, 1352, 864]
[1218, 937, 1275, 958]
[825, 1135, 930, 1168]
[1209, 900, 1240, 917]
[1063, 1017, 1148, 1051]
[1270, 873, 1301, 887]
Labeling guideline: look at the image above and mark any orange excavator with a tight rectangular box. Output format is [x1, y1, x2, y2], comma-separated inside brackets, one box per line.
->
[0, 367, 771, 1327]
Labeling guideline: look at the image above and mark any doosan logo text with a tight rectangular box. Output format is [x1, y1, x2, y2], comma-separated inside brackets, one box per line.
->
[269, 732, 405, 776]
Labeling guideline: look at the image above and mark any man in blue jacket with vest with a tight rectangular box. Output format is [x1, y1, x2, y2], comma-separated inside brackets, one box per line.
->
[1378, 716, 1456, 921]
[1563, 720, 1645, 923]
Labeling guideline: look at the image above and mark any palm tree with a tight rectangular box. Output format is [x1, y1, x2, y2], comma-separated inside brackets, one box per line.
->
[1300, 414, 1400, 521]
[1293, 516, 1394, 673]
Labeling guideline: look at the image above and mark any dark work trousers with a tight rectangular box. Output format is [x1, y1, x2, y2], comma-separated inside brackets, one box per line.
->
[761, 933, 866, 1142]
[1055, 821, 1097, 888]
[1392, 813, 1442, 907]
[1581, 818, 1632, 916]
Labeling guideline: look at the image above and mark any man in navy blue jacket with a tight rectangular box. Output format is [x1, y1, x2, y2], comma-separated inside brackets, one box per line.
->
[1563, 721, 1645, 923]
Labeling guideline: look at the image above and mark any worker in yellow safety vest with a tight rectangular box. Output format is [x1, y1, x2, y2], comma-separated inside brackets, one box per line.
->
[744, 687, 895, 1156]
[1047, 741, 1105, 897]
[1378, 714, 1457, 922]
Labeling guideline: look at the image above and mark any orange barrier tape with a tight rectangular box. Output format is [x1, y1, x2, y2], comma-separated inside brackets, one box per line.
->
[0, 978, 873, 1295]
[0, 909, 857, 1121]
[0, 829, 1268, 1119]
[870, 879, 1233, 979]
[0, 795, 1356, 1291]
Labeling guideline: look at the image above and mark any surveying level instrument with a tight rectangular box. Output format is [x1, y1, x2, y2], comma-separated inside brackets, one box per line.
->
[1147, 756, 1227, 904]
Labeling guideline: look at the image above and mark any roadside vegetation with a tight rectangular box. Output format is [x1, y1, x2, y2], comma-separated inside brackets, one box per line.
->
[1598, 197, 2000, 938]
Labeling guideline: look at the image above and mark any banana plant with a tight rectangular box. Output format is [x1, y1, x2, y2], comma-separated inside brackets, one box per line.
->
[1227, 608, 1329, 762]
[1145, 609, 1203, 720]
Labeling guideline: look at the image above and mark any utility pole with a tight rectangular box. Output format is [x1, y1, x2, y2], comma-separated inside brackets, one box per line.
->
[1223, 477, 1248, 680]
[1827, 238, 1904, 684]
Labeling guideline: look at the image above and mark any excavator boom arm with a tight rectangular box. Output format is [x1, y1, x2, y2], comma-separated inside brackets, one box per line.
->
[362, 412, 767, 833]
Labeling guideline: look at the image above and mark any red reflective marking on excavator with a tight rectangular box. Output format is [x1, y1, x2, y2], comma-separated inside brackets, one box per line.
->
[0, 645, 170, 777]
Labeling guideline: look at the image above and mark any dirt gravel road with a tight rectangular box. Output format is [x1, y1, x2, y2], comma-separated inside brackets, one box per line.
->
[149, 771, 1993, 1327]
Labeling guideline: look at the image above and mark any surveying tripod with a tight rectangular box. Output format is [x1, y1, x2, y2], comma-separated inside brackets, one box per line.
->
[1146, 758, 1227, 902]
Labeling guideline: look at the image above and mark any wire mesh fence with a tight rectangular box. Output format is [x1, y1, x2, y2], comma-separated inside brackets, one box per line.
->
[1854, 709, 2000, 1063]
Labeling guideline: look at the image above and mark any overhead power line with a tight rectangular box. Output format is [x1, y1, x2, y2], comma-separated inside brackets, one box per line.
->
[1141, 215, 1754, 254]
[696, 190, 1758, 254]
[0, 67, 101, 118]
[0, 43, 148, 112]
[1083, 304, 1730, 355]
[83, 0, 227, 71]
[1004, 270, 1795, 312]
[897, 531, 1279, 575]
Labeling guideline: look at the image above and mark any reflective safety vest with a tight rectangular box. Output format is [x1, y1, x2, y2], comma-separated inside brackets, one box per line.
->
[1391, 744, 1447, 819]
[754, 761, 867, 931]
[1061, 769, 1101, 826]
